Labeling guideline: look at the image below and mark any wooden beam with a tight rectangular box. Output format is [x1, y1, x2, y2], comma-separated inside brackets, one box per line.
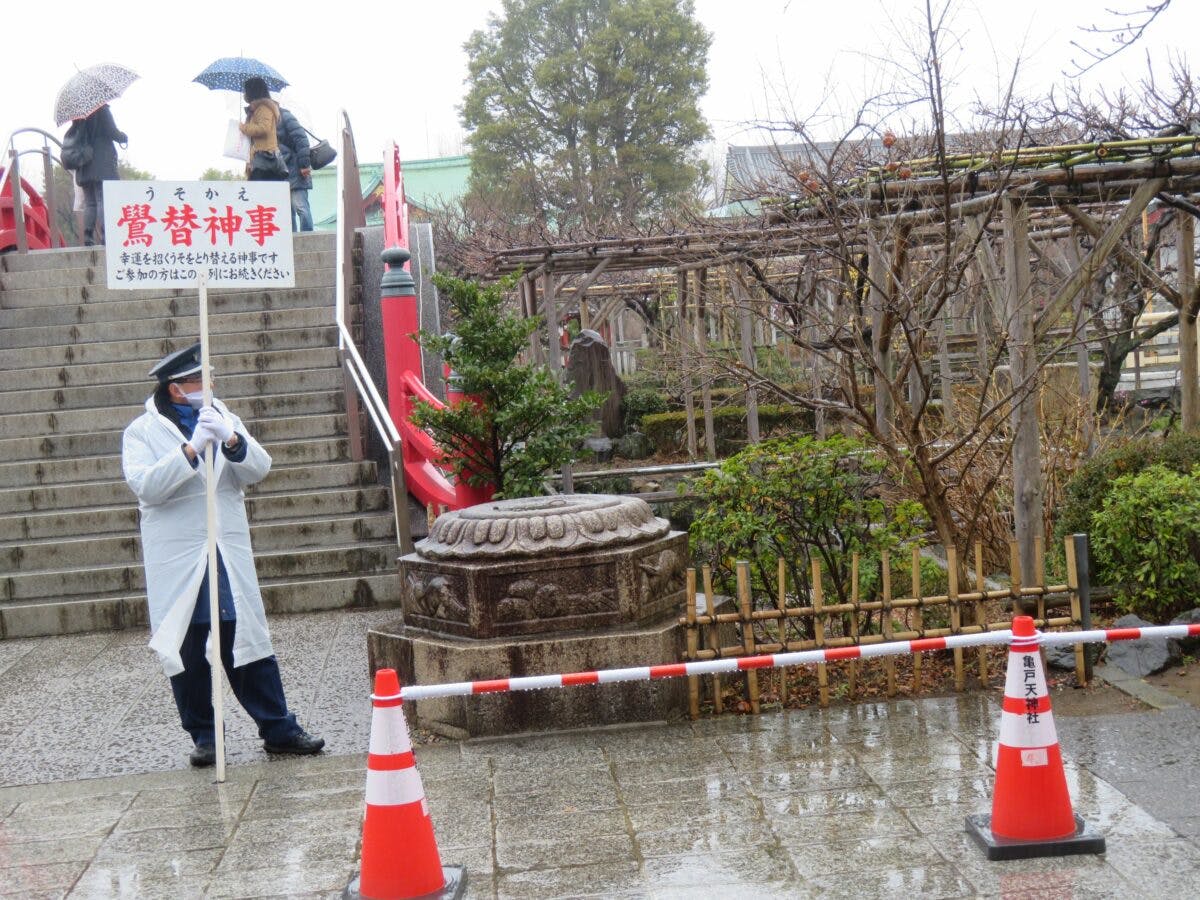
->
[696, 269, 716, 461]
[730, 271, 761, 444]
[1062, 204, 1182, 308]
[1034, 177, 1167, 342]
[677, 269, 698, 459]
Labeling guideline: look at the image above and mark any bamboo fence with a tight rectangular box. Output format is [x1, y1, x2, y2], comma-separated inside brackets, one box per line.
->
[680, 536, 1092, 719]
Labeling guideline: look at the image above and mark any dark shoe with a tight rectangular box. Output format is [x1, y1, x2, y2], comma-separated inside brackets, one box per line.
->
[263, 729, 325, 756]
[189, 744, 216, 768]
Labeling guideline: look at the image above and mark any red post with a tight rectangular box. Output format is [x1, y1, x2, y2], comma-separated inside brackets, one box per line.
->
[380, 248, 423, 466]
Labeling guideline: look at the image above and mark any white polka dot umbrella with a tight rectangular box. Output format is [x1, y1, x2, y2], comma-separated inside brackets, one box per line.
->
[54, 63, 139, 126]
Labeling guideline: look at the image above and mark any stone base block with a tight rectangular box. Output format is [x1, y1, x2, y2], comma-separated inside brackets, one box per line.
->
[368, 618, 688, 737]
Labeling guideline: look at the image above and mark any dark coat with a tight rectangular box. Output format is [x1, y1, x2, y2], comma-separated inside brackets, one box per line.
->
[75, 105, 127, 185]
[276, 108, 312, 191]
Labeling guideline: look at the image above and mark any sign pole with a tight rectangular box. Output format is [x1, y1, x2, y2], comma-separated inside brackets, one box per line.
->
[199, 272, 227, 783]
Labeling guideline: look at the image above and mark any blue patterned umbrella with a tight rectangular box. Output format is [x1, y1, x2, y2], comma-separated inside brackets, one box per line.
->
[193, 57, 288, 93]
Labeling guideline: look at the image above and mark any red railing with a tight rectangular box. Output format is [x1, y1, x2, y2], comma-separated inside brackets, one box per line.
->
[379, 144, 492, 510]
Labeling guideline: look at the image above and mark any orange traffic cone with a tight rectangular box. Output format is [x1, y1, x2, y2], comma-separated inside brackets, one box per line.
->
[966, 616, 1105, 860]
[344, 669, 466, 900]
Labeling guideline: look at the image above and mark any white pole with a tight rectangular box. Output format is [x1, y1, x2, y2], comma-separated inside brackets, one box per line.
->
[198, 273, 227, 783]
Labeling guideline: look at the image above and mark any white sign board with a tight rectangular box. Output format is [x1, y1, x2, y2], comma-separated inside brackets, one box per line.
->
[103, 180, 294, 289]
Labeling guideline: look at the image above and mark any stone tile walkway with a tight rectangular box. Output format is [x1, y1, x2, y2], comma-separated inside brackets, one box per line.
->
[1, 613, 1198, 898]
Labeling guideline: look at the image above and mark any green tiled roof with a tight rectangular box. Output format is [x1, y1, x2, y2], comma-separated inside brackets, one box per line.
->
[310, 155, 471, 230]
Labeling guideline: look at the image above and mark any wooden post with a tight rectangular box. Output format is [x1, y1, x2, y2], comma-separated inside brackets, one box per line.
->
[936, 307, 956, 422]
[1064, 537, 1088, 687]
[947, 545, 965, 691]
[525, 278, 541, 364]
[677, 269, 699, 460]
[812, 558, 829, 707]
[544, 271, 573, 493]
[702, 565, 723, 713]
[1179, 214, 1198, 431]
[41, 148, 56, 245]
[1067, 232, 1097, 456]
[736, 561, 760, 714]
[1004, 197, 1043, 597]
[697, 269, 716, 460]
[776, 556, 788, 705]
[686, 568, 700, 719]
[732, 274, 761, 443]
[868, 231, 893, 439]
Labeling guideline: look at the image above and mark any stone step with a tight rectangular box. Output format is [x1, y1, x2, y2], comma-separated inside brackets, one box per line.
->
[0, 411, 347, 462]
[0, 436, 351, 488]
[1, 511, 395, 572]
[1, 484, 389, 543]
[0, 570, 400, 640]
[0, 326, 338, 371]
[0, 460, 379, 515]
[0, 346, 340, 393]
[0, 305, 349, 351]
[2, 542, 398, 602]
[0, 367, 344, 415]
[0, 285, 334, 330]
[0, 249, 337, 291]
[0, 266, 334, 308]
[0, 231, 336, 273]
[0, 390, 344, 439]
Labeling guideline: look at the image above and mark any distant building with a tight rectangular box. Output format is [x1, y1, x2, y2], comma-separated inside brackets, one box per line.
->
[309, 154, 471, 230]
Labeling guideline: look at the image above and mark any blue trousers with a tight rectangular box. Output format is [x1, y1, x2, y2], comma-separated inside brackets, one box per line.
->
[169, 619, 299, 746]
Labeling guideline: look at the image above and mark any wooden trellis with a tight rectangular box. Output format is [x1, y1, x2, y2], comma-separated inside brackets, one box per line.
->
[680, 536, 1092, 718]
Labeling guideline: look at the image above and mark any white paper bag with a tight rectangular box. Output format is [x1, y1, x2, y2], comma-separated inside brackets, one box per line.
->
[223, 119, 251, 162]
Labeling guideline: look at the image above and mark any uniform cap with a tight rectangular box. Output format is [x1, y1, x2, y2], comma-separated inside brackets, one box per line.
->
[148, 342, 205, 383]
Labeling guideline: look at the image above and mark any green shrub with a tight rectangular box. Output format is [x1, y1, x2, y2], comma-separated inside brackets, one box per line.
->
[640, 404, 814, 455]
[688, 434, 925, 631]
[1090, 464, 1200, 621]
[620, 387, 669, 435]
[1054, 433, 1200, 587]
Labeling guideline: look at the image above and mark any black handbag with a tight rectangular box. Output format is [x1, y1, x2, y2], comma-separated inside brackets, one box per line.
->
[302, 126, 337, 170]
[249, 149, 289, 181]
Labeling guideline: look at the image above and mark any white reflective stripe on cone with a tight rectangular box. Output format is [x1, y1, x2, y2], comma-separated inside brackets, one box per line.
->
[998, 710, 1059, 748]
[369, 706, 413, 756]
[1004, 651, 1049, 699]
[365, 767, 427, 807]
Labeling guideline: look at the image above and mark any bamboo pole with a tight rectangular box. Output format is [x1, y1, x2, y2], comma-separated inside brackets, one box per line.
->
[697, 269, 716, 461]
[881, 550, 896, 696]
[911, 545, 923, 693]
[777, 557, 788, 705]
[975, 541, 989, 686]
[849, 553, 860, 699]
[947, 545, 964, 691]
[686, 568, 699, 719]
[703, 565, 722, 713]
[736, 561, 760, 714]
[812, 558, 829, 707]
[677, 269, 698, 460]
[1064, 537, 1089, 687]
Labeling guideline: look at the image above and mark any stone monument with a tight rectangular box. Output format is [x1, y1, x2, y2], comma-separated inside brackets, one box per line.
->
[368, 494, 689, 737]
[566, 329, 626, 438]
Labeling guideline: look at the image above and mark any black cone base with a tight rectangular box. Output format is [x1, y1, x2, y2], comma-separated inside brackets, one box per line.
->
[966, 814, 1105, 861]
[344, 865, 467, 900]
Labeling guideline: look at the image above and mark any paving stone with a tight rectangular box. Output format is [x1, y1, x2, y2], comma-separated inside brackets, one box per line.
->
[495, 859, 644, 899]
[496, 831, 636, 872]
[806, 863, 976, 900]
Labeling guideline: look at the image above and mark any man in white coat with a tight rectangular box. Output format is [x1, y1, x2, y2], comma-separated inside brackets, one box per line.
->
[122, 343, 324, 767]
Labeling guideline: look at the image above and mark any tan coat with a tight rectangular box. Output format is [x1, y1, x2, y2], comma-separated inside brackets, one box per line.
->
[239, 98, 280, 174]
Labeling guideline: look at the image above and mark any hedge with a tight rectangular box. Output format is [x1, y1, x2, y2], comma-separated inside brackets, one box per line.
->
[640, 404, 814, 455]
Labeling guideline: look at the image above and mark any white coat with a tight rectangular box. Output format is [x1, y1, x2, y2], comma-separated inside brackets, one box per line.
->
[122, 395, 274, 676]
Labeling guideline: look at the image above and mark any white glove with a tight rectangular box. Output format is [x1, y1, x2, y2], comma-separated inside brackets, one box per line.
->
[187, 421, 217, 456]
[198, 407, 235, 443]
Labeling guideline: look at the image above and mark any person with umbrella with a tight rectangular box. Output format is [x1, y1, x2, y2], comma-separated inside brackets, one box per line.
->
[121, 343, 325, 766]
[55, 64, 136, 245]
[239, 76, 287, 181]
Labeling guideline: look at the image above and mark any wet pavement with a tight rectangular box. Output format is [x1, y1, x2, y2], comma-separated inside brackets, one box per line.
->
[1, 612, 1198, 898]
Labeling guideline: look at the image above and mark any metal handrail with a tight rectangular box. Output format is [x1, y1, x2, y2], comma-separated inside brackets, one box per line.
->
[333, 109, 414, 555]
[2, 127, 67, 253]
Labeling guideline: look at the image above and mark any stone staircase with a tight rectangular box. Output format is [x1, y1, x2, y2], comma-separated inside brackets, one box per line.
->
[0, 230, 401, 639]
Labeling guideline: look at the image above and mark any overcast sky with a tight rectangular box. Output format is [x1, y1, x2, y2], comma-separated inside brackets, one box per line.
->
[3, 0, 1194, 190]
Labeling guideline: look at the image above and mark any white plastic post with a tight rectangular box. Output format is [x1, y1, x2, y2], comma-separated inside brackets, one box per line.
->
[198, 273, 227, 783]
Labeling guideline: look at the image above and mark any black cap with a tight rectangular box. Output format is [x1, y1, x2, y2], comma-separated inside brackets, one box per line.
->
[149, 342, 204, 383]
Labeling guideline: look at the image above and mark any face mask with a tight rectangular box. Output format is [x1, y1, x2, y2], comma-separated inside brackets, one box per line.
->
[182, 390, 205, 410]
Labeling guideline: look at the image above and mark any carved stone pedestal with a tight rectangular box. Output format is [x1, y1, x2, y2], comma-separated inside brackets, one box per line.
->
[368, 495, 689, 737]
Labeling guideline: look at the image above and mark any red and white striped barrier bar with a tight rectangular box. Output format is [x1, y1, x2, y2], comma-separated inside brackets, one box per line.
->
[384, 622, 1200, 702]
